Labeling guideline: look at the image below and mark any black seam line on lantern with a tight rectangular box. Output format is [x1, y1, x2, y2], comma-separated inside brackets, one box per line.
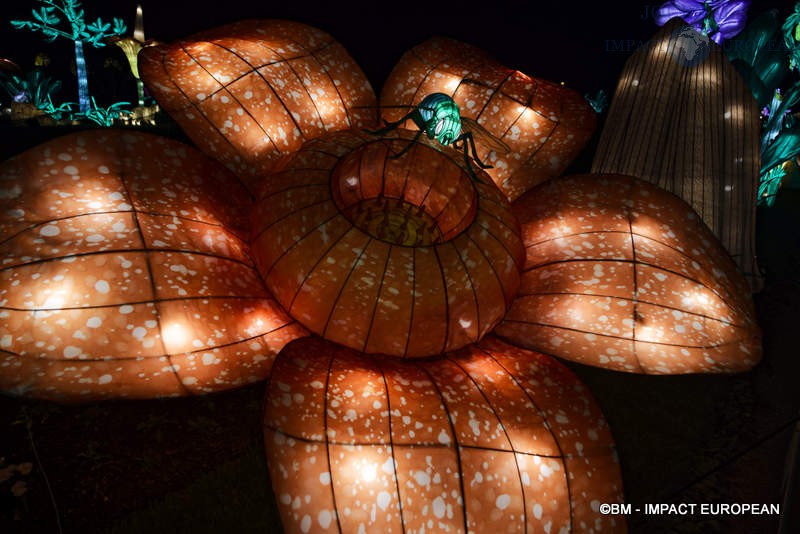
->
[277, 55, 329, 133]
[0, 208, 241, 249]
[472, 199, 519, 238]
[251, 191, 330, 237]
[624, 42, 652, 178]
[116, 151, 191, 396]
[472, 220, 519, 307]
[204, 35, 339, 111]
[305, 144, 356, 160]
[446, 200, 477, 243]
[488, 98, 527, 155]
[524, 213, 745, 286]
[406, 50, 451, 113]
[159, 40, 335, 112]
[472, 185, 513, 214]
[463, 234, 508, 307]
[188, 41, 280, 151]
[156, 50, 254, 198]
[521, 255, 747, 321]
[255, 182, 329, 203]
[376, 360, 407, 534]
[0, 246, 255, 275]
[251, 197, 335, 250]
[180, 42, 303, 155]
[281, 222, 355, 311]
[446, 355, 530, 533]
[650, 35, 677, 189]
[498, 320, 750, 351]
[471, 70, 517, 121]
[401, 143, 471, 234]
[370, 133, 469, 178]
[422, 172, 467, 238]
[232, 44, 321, 147]
[625, 34, 665, 183]
[413, 362, 470, 531]
[514, 291, 746, 330]
[307, 43, 353, 129]
[247, 32, 347, 130]
[1, 323, 296, 363]
[476, 202, 520, 237]
[402, 248, 416, 358]
[451, 241, 482, 342]
[677, 46, 694, 210]
[522, 229, 634, 250]
[465, 233, 510, 310]
[320, 237, 372, 339]
[500, 122, 560, 191]
[321, 351, 344, 534]
[433, 247, 451, 354]
[476, 213, 519, 262]
[2, 295, 274, 313]
[397, 137, 422, 203]
[266, 51, 329, 132]
[481, 347, 574, 534]
[362, 244, 393, 354]
[495, 97, 554, 154]
[262, 425, 572, 458]
[475, 87, 527, 159]
[521, 74, 538, 109]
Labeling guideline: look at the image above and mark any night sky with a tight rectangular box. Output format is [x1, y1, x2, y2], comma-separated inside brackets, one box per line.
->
[0, 0, 792, 109]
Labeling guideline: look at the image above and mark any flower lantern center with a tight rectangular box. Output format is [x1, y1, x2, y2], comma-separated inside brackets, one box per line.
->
[331, 138, 477, 247]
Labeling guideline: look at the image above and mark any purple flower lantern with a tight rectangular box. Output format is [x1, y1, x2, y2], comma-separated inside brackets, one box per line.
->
[655, 0, 750, 44]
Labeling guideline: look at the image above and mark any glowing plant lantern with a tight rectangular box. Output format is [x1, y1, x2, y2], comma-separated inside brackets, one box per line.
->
[0, 131, 307, 400]
[496, 174, 762, 374]
[10, 0, 127, 114]
[139, 19, 377, 194]
[263, 335, 627, 533]
[109, 5, 150, 107]
[380, 37, 596, 202]
[250, 129, 524, 358]
[591, 18, 761, 289]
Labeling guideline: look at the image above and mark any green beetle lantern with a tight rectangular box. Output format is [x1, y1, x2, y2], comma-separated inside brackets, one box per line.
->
[367, 92, 508, 181]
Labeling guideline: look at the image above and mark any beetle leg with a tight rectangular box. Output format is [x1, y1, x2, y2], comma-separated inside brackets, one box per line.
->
[453, 137, 485, 183]
[461, 132, 493, 169]
[388, 128, 423, 159]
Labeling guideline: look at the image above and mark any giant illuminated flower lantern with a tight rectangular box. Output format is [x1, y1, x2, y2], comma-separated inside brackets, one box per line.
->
[0, 17, 767, 534]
